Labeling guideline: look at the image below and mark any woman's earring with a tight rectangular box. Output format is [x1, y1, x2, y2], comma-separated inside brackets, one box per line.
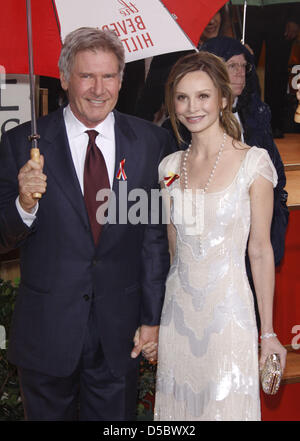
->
[220, 109, 223, 118]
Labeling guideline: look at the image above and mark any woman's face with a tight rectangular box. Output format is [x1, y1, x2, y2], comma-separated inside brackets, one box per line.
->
[226, 54, 246, 98]
[202, 12, 222, 41]
[174, 70, 226, 134]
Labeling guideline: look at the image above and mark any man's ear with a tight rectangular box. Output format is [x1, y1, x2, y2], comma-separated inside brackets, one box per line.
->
[60, 71, 68, 91]
[118, 74, 122, 91]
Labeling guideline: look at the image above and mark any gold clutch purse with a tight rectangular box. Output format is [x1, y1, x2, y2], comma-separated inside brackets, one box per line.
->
[260, 353, 282, 395]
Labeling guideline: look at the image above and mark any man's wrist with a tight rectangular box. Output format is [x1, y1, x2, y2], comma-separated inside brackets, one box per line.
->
[16, 197, 38, 227]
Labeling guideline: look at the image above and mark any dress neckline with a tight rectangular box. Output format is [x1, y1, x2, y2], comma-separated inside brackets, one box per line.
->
[179, 146, 253, 195]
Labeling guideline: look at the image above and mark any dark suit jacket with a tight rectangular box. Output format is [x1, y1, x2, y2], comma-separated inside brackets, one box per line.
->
[0, 107, 174, 378]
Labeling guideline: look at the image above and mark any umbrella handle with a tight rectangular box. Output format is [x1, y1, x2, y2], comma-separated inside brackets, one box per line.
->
[30, 147, 42, 199]
[295, 103, 300, 124]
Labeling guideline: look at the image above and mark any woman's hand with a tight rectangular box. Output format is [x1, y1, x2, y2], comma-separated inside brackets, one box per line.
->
[142, 341, 158, 363]
[132, 326, 158, 363]
[260, 336, 287, 373]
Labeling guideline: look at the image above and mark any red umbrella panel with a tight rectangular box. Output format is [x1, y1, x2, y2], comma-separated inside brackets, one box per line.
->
[162, 0, 228, 47]
[0, 0, 61, 78]
[0, 0, 227, 78]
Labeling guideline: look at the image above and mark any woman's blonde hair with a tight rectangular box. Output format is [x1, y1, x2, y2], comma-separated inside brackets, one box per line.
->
[165, 51, 241, 143]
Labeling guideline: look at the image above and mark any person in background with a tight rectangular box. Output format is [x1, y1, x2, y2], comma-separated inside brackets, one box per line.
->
[154, 51, 286, 420]
[0, 27, 173, 421]
[115, 59, 145, 115]
[245, 3, 300, 138]
[135, 6, 232, 123]
[198, 6, 232, 47]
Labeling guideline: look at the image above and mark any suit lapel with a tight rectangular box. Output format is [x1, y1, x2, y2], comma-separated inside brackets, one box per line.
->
[41, 109, 89, 227]
[100, 110, 139, 235]
[113, 110, 140, 191]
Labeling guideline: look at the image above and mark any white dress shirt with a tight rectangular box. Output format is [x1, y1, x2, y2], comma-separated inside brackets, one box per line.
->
[17, 105, 116, 226]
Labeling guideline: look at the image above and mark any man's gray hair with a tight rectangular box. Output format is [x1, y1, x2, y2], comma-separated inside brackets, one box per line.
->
[58, 27, 125, 81]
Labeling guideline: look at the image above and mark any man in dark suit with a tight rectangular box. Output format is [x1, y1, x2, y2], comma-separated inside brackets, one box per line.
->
[0, 27, 173, 420]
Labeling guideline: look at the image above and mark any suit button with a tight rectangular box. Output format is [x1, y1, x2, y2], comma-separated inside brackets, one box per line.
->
[83, 294, 90, 301]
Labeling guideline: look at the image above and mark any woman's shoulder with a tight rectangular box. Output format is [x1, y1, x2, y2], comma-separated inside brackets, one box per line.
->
[159, 151, 182, 171]
[244, 145, 270, 161]
[243, 146, 278, 187]
[230, 141, 268, 161]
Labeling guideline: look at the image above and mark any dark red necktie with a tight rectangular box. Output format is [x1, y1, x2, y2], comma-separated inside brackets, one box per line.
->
[84, 130, 110, 245]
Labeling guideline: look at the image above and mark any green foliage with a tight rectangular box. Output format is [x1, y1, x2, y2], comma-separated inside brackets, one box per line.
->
[136, 359, 157, 420]
[0, 278, 24, 421]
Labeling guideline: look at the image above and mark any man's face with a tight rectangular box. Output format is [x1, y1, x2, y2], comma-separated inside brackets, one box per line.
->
[202, 12, 221, 41]
[226, 54, 246, 99]
[60, 49, 122, 127]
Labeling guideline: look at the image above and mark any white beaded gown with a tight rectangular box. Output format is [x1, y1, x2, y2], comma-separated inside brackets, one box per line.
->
[154, 147, 277, 421]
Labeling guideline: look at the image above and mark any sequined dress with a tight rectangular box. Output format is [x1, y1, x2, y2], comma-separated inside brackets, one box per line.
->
[154, 147, 277, 421]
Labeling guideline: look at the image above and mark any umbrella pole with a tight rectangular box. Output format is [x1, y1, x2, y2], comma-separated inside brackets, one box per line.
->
[26, 0, 42, 199]
[241, 0, 247, 45]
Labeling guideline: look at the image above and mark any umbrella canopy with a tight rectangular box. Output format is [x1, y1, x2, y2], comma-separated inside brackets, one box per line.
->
[0, 0, 227, 78]
[0, 0, 61, 78]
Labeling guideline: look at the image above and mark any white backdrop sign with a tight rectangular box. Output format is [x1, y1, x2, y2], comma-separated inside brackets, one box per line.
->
[55, 0, 195, 62]
[0, 74, 31, 139]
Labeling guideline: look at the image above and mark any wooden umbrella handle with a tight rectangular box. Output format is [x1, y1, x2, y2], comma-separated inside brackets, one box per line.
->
[295, 103, 300, 124]
[30, 147, 42, 199]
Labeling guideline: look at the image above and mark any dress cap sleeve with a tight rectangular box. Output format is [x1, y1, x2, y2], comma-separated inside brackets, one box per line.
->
[158, 151, 182, 184]
[246, 147, 278, 188]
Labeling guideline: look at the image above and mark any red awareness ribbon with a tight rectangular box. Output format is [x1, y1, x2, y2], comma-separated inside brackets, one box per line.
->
[164, 172, 180, 187]
[116, 158, 127, 180]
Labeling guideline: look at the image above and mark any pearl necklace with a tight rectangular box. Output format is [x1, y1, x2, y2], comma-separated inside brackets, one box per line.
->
[182, 132, 227, 192]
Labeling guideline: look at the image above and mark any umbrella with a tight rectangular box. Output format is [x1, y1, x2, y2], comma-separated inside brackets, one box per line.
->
[1, 0, 228, 76]
[230, 0, 300, 44]
[230, 0, 300, 123]
[0, 0, 228, 174]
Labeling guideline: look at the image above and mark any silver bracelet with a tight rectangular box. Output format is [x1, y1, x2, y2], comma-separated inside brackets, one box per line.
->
[260, 332, 277, 340]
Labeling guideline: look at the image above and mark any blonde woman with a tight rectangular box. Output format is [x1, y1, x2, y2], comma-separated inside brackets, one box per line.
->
[154, 52, 287, 421]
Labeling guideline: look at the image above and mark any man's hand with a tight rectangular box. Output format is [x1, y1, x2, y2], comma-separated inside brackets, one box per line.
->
[18, 155, 47, 213]
[131, 325, 159, 362]
[284, 22, 300, 40]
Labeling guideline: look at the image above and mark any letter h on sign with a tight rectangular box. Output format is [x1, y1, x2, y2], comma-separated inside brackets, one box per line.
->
[118, 0, 139, 16]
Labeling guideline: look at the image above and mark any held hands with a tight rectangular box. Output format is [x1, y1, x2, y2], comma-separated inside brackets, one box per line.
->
[131, 325, 159, 363]
[259, 335, 287, 373]
[18, 155, 47, 212]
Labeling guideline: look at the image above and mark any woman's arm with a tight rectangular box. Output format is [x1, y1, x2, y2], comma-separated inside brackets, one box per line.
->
[248, 175, 287, 371]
